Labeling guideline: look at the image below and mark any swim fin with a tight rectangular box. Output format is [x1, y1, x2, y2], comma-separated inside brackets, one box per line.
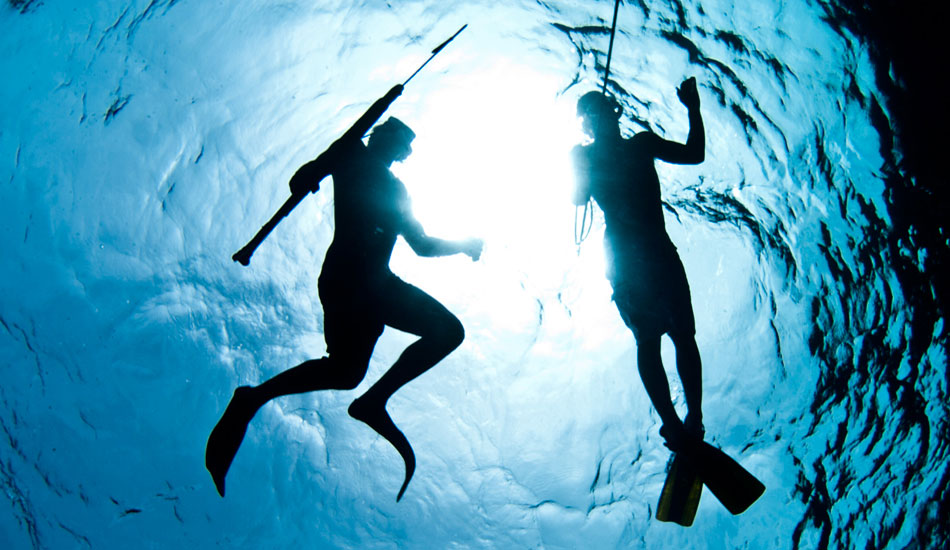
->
[348, 397, 416, 501]
[656, 452, 703, 526]
[690, 440, 765, 515]
[205, 387, 258, 497]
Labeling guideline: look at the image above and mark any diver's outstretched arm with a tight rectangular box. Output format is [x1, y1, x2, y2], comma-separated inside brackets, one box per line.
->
[402, 218, 483, 260]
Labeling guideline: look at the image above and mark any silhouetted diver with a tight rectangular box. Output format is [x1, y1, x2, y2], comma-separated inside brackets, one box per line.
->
[206, 85, 483, 501]
[573, 78, 705, 451]
[573, 80, 765, 521]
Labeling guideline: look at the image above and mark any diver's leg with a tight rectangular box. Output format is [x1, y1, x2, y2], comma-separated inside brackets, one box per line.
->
[252, 356, 367, 404]
[665, 248, 703, 438]
[354, 279, 464, 402]
[206, 354, 374, 497]
[635, 334, 682, 432]
[206, 281, 379, 497]
[670, 332, 703, 437]
[362, 306, 462, 399]
[348, 279, 464, 500]
[616, 285, 687, 449]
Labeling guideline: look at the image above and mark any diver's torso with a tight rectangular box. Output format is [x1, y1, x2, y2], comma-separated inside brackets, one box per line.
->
[323, 139, 411, 281]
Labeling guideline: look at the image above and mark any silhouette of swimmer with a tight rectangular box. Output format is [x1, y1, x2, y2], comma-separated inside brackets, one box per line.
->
[206, 92, 483, 501]
[572, 78, 705, 451]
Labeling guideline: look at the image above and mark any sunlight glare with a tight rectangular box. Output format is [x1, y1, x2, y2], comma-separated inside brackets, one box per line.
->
[391, 58, 596, 293]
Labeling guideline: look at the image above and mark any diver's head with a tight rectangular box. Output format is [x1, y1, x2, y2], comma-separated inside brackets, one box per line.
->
[369, 117, 415, 163]
[577, 92, 621, 139]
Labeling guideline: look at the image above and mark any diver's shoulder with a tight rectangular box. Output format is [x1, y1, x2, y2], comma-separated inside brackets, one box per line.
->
[629, 130, 659, 143]
[628, 131, 662, 153]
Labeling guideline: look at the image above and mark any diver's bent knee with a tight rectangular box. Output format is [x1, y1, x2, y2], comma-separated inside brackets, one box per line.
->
[336, 371, 365, 391]
[321, 356, 369, 390]
[441, 315, 465, 351]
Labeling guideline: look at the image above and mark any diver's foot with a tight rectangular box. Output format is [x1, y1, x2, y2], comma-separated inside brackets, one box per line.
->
[205, 386, 258, 497]
[348, 396, 416, 501]
[659, 421, 696, 454]
[684, 413, 705, 440]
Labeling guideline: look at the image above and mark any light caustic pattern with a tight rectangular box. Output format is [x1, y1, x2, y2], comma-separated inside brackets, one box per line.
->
[0, 1, 945, 549]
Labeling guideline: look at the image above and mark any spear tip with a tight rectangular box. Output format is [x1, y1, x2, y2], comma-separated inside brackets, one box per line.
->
[430, 23, 468, 55]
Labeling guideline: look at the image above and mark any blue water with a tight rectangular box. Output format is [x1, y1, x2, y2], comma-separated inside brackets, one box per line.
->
[1, 1, 946, 548]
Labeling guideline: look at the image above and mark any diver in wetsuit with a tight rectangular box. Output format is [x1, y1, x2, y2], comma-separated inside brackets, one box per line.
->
[572, 78, 705, 451]
[206, 89, 483, 501]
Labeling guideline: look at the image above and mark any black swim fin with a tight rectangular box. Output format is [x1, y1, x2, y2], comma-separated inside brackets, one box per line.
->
[348, 398, 416, 501]
[690, 441, 764, 515]
[205, 387, 258, 497]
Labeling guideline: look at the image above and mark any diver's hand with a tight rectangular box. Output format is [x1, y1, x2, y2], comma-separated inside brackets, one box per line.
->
[677, 77, 700, 110]
[462, 238, 484, 261]
[289, 161, 320, 196]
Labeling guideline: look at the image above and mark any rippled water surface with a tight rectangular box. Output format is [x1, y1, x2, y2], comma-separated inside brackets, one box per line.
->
[1, 1, 946, 548]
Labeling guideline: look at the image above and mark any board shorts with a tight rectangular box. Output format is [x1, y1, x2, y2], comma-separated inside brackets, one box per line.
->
[609, 245, 695, 340]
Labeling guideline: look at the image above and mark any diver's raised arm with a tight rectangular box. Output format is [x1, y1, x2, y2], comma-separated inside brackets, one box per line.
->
[651, 78, 704, 165]
[679, 77, 705, 163]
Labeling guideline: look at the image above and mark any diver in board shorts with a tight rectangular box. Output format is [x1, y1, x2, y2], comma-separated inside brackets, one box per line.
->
[572, 78, 705, 450]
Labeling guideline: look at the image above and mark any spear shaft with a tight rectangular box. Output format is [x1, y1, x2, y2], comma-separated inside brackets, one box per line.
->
[404, 24, 467, 86]
[601, 0, 622, 94]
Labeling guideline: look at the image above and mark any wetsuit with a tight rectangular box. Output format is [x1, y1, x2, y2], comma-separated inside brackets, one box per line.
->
[317, 137, 459, 369]
[205, 85, 474, 500]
